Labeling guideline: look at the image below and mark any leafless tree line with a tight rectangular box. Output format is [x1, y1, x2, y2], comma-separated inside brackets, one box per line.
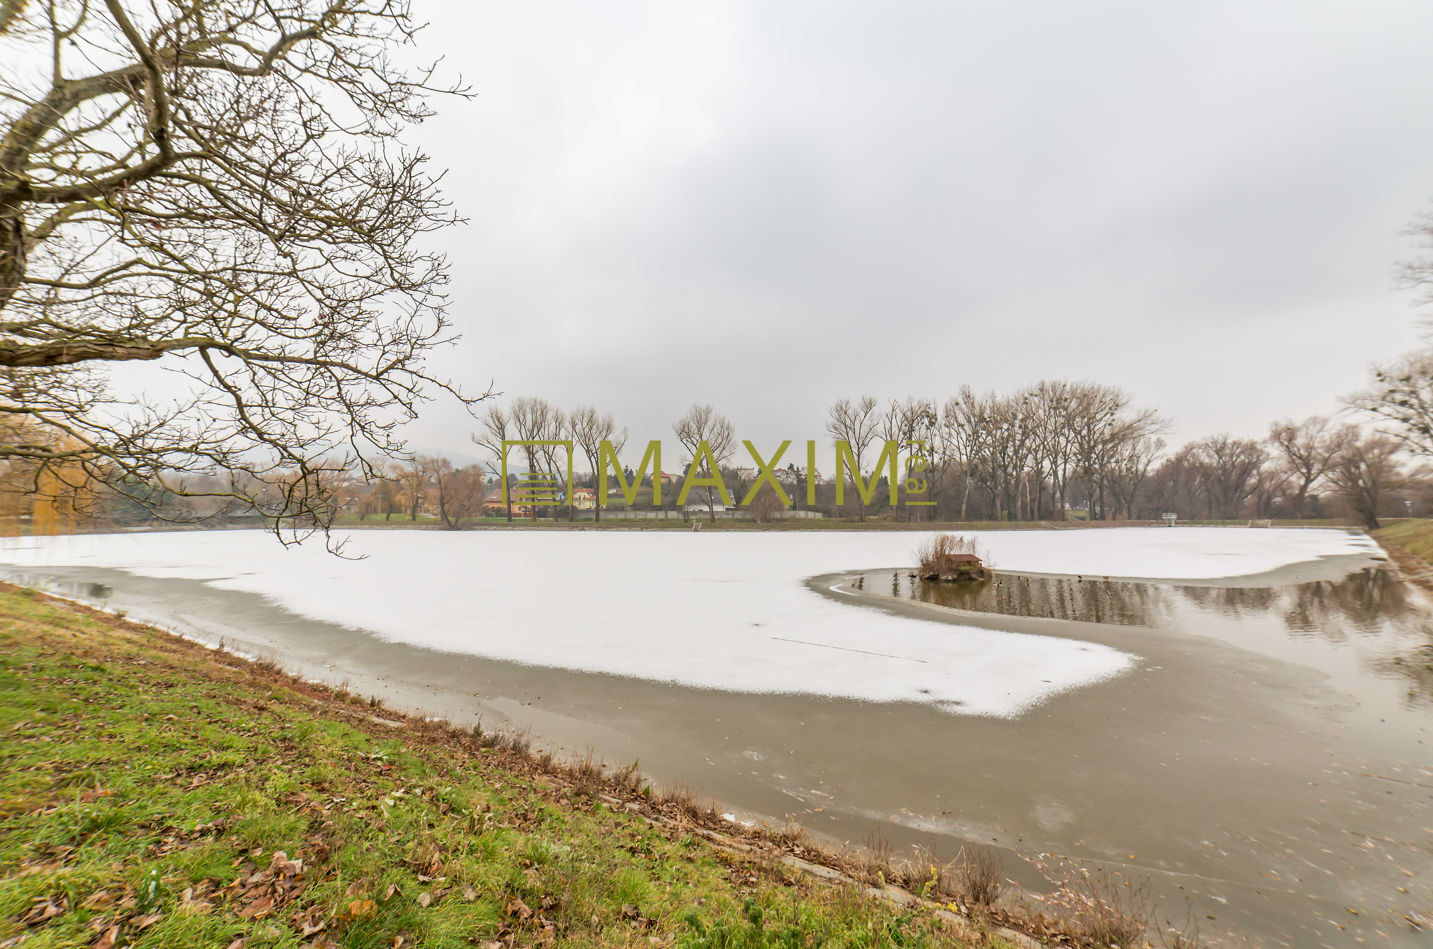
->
[820, 383, 1169, 523]
[819, 382, 1429, 529]
[40, 357, 1433, 533]
[430, 382, 1428, 530]
[1145, 420, 1407, 530]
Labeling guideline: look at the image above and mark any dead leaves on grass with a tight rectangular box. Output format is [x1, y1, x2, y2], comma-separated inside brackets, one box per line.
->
[338, 899, 376, 921]
[229, 849, 307, 919]
[19, 894, 68, 925]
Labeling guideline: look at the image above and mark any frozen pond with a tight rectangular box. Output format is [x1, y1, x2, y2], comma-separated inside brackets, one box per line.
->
[0, 528, 1375, 715]
[3, 526, 1428, 947]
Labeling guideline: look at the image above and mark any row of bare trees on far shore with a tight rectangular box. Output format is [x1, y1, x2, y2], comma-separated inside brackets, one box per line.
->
[822, 383, 1168, 523]
[824, 394, 1418, 530]
[440, 379, 1429, 530]
[21, 379, 1426, 532]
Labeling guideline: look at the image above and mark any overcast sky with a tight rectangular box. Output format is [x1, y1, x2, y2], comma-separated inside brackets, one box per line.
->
[400, 0, 1433, 461]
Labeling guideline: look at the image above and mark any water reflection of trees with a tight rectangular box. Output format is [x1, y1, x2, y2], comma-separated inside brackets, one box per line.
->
[901, 574, 1175, 627]
[891, 566, 1433, 709]
[1176, 584, 1281, 619]
[1274, 570, 1414, 639]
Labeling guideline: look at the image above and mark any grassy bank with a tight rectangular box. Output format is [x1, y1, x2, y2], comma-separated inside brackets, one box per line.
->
[1374, 518, 1433, 564]
[1372, 519, 1433, 590]
[0, 585, 1071, 949]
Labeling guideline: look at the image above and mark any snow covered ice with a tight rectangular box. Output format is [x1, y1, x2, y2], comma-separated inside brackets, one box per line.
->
[0, 527, 1377, 718]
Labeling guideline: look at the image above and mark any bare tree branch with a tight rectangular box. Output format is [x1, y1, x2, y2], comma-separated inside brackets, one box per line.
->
[0, 0, 487, 542]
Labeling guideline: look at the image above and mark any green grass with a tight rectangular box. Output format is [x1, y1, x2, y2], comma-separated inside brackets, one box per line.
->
[0, 586, 1002, 949]
[1374, 518, 1433, 563]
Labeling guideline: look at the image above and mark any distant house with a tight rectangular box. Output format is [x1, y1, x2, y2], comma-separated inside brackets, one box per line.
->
[658, 470, 678, 485]
[482, 485, 531, 517]
[571, 487, 596, 510]
[682, 487, 729, 514]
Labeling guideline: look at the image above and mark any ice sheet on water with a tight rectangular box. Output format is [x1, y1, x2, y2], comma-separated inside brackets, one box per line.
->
[0, 528, 1376, 717]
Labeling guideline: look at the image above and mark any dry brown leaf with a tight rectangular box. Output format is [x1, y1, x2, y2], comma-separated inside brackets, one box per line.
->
[237, 896, 274, 919]
[341, 899, 376, 921]
[417, 892, 431, 908]
[132, 912, 163, 930]
[463, 885, 477, 901]
[21, 895, 68, 925]
[295, 905, 328, 937]
[383, 883, 399, 901]
[94, 925, 121, 949]
[270, 851, 303, 877]
[505, 897, 532, 920]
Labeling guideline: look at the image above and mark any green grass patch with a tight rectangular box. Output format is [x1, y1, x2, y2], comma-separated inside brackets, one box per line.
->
[1375, 518, 1433, 563]
[0, 586, 993, 949]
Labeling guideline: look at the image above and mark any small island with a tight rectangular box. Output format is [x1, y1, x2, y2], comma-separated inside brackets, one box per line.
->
[914, 534, 994, 582]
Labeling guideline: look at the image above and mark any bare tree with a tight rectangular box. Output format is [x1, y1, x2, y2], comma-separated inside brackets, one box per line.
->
[419, 455, 484, 530]
[509, 397, 556, 517]
[1346, 349, 1433, 458]
[395, 461, 427, 522]
[533, 406, 571, 520]
[1069, 383, 1166, 521]
[567, 406, 625, 523]
[1189, 435, 1267, 520]
[1267, 416, 1353, 517]
[1396, 207, 1433, 319]
[471, 404, 513, 522]
[673, 403, 734, 523]
[1249, 459, 1293, 519]
[747, 488, 784, 524]
[1326, 432, 1404, 530]
[825, 395, 878, 521]
[879, 397, 936, 520]
[1028, 380, 1080, 520]
[940, 388, 986, 521]
[370, 465, 403, 521]
[1105, 436, 1164, 519]
[0, 1, 485, 543]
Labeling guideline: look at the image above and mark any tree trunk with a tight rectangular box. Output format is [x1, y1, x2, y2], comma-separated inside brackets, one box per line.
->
[1294, 481, 1311, 519]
